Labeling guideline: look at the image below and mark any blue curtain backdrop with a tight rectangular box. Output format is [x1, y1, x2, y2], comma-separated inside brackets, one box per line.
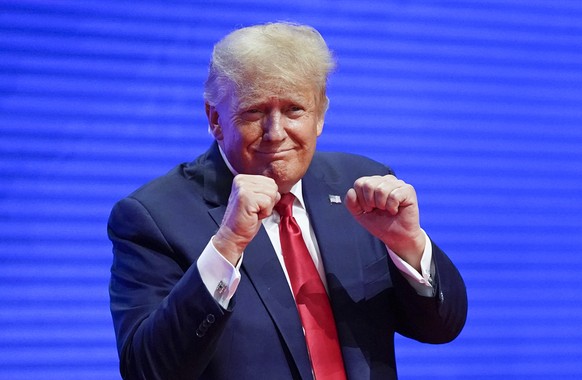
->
[1, 1, 581, 379]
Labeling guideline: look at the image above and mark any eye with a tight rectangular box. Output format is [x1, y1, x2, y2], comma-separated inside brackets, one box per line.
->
[287, 105, 304, 117]
[240, 108, 263, 121]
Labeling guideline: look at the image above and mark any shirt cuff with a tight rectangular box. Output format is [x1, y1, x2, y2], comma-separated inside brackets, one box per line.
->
[386, 230, 435, 297]
[196, 236, 242, 309]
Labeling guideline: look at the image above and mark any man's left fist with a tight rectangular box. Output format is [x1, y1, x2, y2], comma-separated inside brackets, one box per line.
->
[345, 175, 426, 269]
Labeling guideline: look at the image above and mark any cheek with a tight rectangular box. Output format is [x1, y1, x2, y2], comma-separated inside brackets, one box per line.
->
[294, 121, 321, 146]
[225, 122, 260, 146]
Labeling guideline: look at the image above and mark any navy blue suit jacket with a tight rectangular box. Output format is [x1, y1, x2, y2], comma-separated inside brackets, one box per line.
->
[108, 143, 467, 379]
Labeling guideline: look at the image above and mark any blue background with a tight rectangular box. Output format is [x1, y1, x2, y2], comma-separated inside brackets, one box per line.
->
[1, 1, 581, 379]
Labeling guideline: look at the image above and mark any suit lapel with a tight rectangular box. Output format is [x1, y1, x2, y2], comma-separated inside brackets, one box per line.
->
[302, 160, 365, 304]
[242, 229, 313, 379]
[202, 144, 313, 379]
[302, 158, 370, 376]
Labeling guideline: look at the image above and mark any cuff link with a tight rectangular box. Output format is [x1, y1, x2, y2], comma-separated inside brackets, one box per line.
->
[216, 280, 227, 295]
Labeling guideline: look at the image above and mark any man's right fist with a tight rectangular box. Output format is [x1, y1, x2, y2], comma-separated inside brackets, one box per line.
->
[213, 174, 280, 265]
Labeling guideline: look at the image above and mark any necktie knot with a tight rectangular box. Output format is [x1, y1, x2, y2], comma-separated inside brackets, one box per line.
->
[275, 193, 295, 217]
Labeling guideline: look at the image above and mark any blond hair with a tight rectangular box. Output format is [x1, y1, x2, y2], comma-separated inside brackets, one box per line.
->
[204, 22, 335, 114]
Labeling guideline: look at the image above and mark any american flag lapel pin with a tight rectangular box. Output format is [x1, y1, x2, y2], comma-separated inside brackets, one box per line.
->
[328, 194, 342, 204]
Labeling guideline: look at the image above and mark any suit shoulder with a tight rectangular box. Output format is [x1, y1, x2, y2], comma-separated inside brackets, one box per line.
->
[311, 151, 394, 179]
[116, 162, 198, 206]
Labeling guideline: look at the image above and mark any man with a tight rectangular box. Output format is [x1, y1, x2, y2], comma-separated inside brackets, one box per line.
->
[108, 22, 467, 380]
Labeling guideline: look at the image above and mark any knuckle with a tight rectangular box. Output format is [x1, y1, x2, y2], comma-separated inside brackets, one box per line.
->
[353, 177, 366, 188]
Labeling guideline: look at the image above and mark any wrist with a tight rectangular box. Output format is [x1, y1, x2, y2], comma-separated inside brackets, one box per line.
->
[213, 229, 246, 266]
[385, 231, 426, 272]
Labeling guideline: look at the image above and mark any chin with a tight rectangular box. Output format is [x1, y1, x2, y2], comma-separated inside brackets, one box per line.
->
[262, 167, 299, 193]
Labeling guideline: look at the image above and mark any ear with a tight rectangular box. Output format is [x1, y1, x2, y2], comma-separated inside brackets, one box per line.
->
[316, 96, 329, 137]
[205, 102, 223, 140]
[316, 117, 324, 137]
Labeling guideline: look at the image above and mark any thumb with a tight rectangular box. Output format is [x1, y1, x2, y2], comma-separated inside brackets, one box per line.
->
[345, 188, 364, 217]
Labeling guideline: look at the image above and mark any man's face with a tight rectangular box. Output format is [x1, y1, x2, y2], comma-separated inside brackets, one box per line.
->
[208, 84, 324, 193]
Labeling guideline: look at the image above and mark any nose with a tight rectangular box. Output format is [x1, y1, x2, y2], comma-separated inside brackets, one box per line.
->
[262, 111, 287, 142]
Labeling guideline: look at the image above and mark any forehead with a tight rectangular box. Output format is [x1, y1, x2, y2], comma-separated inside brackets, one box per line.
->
[229, 79, 317, 109]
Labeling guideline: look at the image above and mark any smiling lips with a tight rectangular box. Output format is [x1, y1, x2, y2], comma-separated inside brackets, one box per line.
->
[256, 147, 294, 156]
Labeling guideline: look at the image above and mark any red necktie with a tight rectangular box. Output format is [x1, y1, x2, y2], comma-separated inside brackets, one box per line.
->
[275, 193, 346, 380]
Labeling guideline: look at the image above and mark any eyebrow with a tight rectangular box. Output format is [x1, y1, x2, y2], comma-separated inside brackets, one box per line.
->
[237, 95, 312, 111]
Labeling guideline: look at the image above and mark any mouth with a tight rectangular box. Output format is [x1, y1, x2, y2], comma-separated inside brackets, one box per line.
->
[256, 148, 293, 156]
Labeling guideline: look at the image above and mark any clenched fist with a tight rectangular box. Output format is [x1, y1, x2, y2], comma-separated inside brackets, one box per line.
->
[213, 174, 281, 266]
[345, 175, 426, 271]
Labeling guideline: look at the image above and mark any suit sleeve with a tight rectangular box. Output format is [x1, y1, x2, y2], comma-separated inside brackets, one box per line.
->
[389, 239, 468, 344]
[350, 156, 468, 343]
[108, 196, 231, 380]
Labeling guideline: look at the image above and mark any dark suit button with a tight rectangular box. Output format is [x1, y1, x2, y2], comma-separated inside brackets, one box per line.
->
[196, 315, 215, 337]
[439, 291, 445, 302]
